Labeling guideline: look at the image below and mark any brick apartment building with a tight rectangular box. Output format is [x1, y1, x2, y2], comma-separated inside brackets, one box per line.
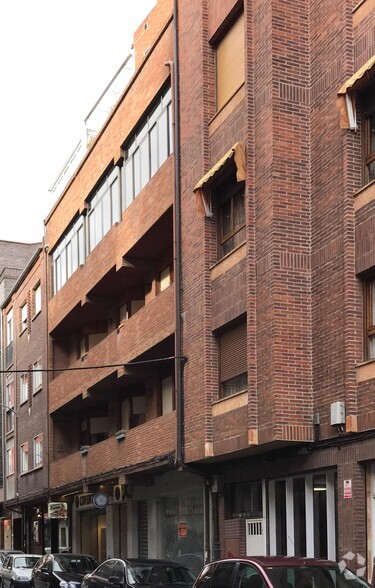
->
[3, 0, 375, 578]
[1, 245, 47, 552]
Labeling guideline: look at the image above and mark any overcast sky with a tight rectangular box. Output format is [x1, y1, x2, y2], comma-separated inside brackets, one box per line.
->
[0, 0, 156, 244]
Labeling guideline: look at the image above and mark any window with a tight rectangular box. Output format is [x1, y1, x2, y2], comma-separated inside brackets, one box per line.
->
[215, 12, 245, 111]
[161, 376, 174, 415]
[81, 417, 108, 445]
[219, 321, 247, 398]
[215, 175, 245, 259]
[20, 302, 28, 332]
[33, 434, 43, 467]
[230, 481, 263, 519]
[34, 283, 41, 315]
[122, 86, 173, 206]
[20, 442, 29, 474]
[5, 378, 14, 433]
[119, 299, 145, 324]
[52, 215, 85, 294]
[20, 372, 29, 404]
[88, 168, 121, 253]
[364, 277, 375, 359]
[78, 332, 107, 359]
[158, 265, 172, 293]
[32, 358, 42, 393]
[121, 396, 146, 430]
[6, 447, 14, 476]
[6, 309, 13, 366]
[363, 84, 375, 184]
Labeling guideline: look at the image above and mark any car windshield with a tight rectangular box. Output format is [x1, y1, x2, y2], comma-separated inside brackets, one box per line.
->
[264, 565, 369, 588]
[53, 556, 98, 574]
[126, 563, 196, 586]
[14, 557, 39, 569]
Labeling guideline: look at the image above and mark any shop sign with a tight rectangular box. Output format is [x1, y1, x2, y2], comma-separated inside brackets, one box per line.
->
[343, 479, 352, 499]
[178, 521, 187, 538]
[75, 493, 108, 510]
[48, 502, 68, 519]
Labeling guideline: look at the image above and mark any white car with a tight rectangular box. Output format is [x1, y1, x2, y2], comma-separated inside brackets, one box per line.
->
[0, 554, 40, 588]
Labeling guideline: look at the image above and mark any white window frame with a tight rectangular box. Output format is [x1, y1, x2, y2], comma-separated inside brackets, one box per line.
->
[34, 283, 41, 315]
[6, 447, 14, 476]
[33, 434, 43, 468]
[268, 471, 336, 560]
[20, 442, 29, 474]
[20, 373, 29, 404]
[6, 309, 13, 345]
[20, 302, 28, 332]
[32, 358, 42, 393]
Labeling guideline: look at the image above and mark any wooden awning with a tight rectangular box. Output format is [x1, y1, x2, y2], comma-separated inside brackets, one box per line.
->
[193, 142, 245, 216]
[337, 55, 375, 129]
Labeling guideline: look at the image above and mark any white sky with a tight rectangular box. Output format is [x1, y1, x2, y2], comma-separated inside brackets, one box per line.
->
[0, 0, 156, 244]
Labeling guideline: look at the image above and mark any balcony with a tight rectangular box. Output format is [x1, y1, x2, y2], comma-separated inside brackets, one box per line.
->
[50, 412, 176, 489]
[49, 285, 175, 413]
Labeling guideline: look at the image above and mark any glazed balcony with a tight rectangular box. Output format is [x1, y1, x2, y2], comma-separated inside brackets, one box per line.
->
[49, 158, 174, 334]
[50, 411, 176, 489]
[49, 285, 175, 413]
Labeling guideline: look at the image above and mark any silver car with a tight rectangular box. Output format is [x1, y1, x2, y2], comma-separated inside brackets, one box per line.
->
[0, 554, 40, 588]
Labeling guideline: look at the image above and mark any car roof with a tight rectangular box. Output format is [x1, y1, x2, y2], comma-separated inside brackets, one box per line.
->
[208, 556, 338, 567]
[104, 558, 187, 567]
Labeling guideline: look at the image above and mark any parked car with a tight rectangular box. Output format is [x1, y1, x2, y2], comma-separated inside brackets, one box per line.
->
[82, 558, 196, 588]
[193, 557, 369, 588]
[31, 554, 98, 588]
[0, 554, 24, 567]
[0, 554, 40, 588]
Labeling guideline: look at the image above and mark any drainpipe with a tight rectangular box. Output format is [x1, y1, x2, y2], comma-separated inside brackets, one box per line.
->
[166, 1, 212, 565]
[166, 0, 184, 470]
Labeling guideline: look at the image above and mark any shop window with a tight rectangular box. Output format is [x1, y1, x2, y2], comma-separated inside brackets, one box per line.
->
[20, 442, 29, 474]
[219, 321, 247, 398]
[215, 175, 245, 259]
[230, 481, 263, 519]
[215, 12, 245, 111]
[362, 84, 375, 184]
[364, 276, 375, 359]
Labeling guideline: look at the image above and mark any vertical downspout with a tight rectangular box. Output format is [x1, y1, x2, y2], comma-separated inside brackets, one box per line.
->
[170, 0, 184, 469]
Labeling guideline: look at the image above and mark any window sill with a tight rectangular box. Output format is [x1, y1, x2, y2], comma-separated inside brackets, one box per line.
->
[356, 358, 375, 382]
[32, 310, 41, 322]
[209, 84, 245, 136]
[20, 464, 43, 475]
[19, 327, 27, 336]
[210, 242, 246, 281]
[32, 386, 42, 396]
[353, 178, 375, 211]
[212, 389, 248, 417]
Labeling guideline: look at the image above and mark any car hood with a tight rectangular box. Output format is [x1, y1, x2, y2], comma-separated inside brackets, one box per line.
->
[54, 572, 86, 584]
[14, 570, 33, 580]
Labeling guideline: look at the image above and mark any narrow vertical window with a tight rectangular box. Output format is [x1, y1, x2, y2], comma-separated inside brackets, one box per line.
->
[20, 443, 29, 474]
[215, 13, 245, 111]
[20, 373, 29, 404]
[34, 283, 41, 315]
[34, 434, 43, 467]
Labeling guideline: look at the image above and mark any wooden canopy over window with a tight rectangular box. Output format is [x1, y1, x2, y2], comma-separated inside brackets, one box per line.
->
[337, 54, 375, 129]
[193, 142, 246, 217]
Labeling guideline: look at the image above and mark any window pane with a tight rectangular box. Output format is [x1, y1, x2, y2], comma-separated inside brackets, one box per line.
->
[133, 149, 141, 197]
[123, 160, 134, 210]
[150, 125, 158, 177]
[158, 109, 168, 165]
[140, 136, 150, 190]
[313, 475, 327, 558]
[168, 103, 173, 154]
[370, 112, 375, 152]
[234, 189, 245, 228]
[368, 160, 375, 183]
[111, 178, 121, 223]
[66, 241, 73, 278]
[78, 226, 85, 265]
[293, 478, 306, 557]
[102, 189, 111, 235]
[89, 212, 97, 252]
[216, 13, 245, 110]
[275, 480, 287, 555]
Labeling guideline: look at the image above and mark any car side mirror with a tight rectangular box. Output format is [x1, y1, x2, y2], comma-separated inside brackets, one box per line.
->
[108, 578, 124, 587]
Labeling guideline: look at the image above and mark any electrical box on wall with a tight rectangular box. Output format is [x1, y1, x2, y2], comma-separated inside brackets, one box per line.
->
[330, 401, 345, 426]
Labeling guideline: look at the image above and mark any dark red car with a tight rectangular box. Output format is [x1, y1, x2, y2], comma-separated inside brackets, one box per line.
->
[193, 556, 369, 588]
